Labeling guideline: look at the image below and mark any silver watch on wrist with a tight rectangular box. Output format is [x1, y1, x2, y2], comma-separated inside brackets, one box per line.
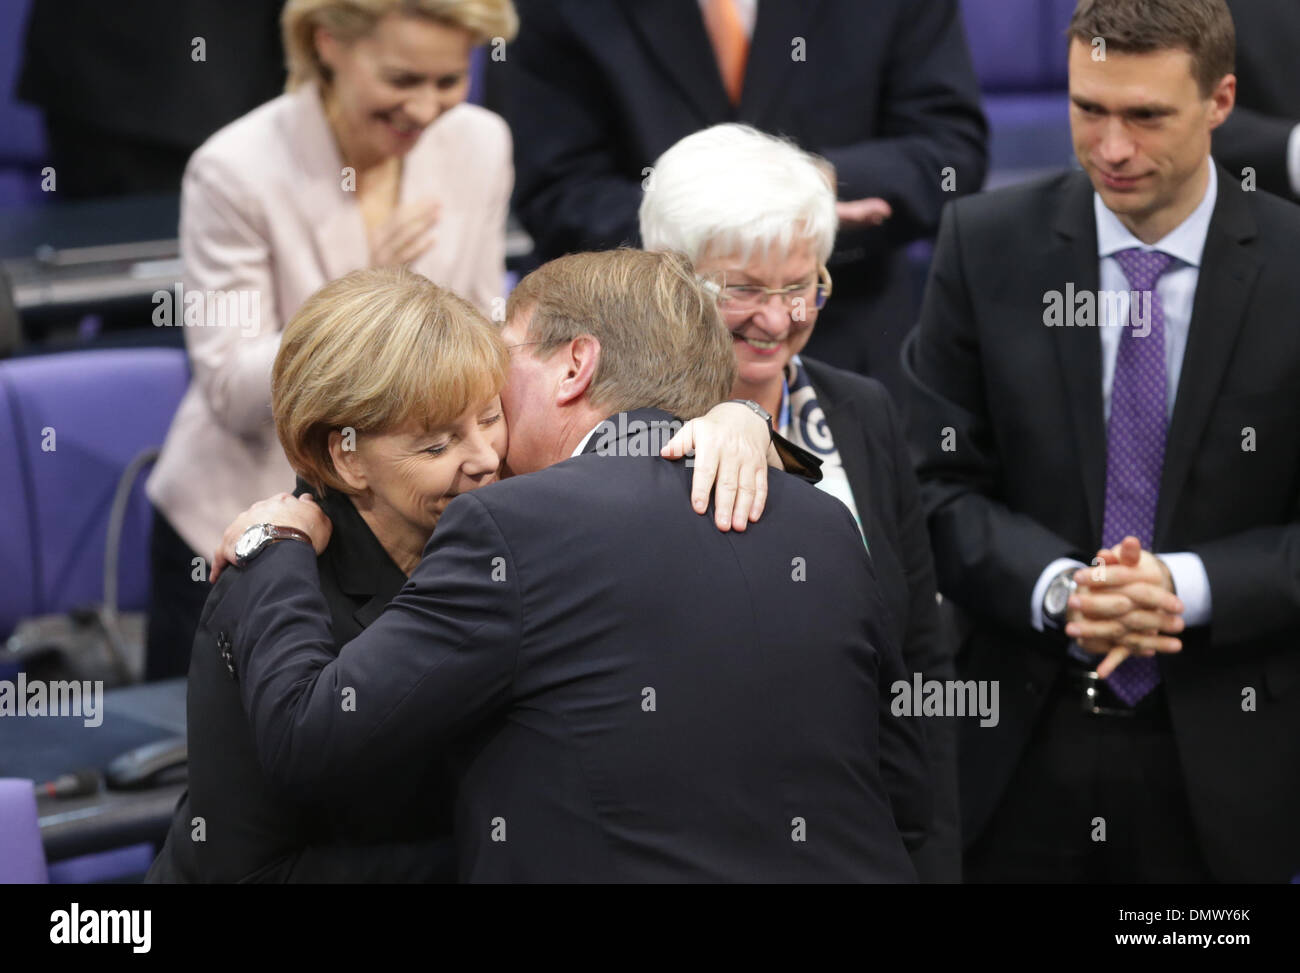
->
[728, 398, 773, 427]
[1043, 567, 1078, 632]
[234, 523, 313, 567]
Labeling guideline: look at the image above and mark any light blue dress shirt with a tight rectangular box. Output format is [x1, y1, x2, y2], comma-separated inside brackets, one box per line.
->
[1030, 162, 1216, 633]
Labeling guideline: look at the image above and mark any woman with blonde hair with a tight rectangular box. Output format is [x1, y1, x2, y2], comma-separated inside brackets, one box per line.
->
[145, 0, 519, 678]
[146, 264, 784, 882]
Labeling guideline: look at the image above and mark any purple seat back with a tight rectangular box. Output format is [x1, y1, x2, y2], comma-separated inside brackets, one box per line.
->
[0, 0, 48, 206]
[0, 348, 190, 638]
[0, 778, 48, 883]
[960, 0, 1079, 176]
[0, 365, 35, 638]
[468, 44, 487, 106]
[960, 0, 1078, 92]
[47, 842, 157, 883]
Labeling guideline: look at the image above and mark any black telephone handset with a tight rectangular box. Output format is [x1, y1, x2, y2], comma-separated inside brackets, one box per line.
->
[104, 736, 188, 790]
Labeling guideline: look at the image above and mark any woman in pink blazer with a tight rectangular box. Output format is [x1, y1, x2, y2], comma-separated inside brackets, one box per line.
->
[145, 0, 519, 677]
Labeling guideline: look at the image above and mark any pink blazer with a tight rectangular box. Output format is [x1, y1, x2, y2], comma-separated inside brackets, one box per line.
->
[147, 83, 512, 558]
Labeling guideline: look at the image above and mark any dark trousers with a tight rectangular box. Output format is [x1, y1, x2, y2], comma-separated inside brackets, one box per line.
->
[145, 507, 211, 681]
[965, 667, 1213, 883]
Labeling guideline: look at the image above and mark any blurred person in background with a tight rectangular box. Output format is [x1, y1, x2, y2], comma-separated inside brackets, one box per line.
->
[503, 0, 988, 399]
[144, 0, 518, 680]
[905, 0, 1300, 882]
[18, 0, 285, 198]
[1212, 0, 1300, 202]
[640, 123, 959, 882]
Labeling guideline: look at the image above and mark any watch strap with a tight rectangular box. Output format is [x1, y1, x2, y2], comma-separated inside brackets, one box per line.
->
[267, 525, 312, 546]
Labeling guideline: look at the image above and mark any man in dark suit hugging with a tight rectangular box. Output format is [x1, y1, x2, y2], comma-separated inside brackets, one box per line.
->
[203, 248, 929, 883]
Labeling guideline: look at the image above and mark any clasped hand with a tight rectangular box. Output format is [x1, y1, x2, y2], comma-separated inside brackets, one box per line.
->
[1064, 535, 1185, 679]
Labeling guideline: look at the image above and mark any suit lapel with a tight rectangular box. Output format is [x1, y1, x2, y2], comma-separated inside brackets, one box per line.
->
[739, 0, 825, 123]
[353, 591, 394, 632]
[285, 83, 370, 282]
[620, 0, 733, 124]
[1155, 167, 1261, 545]
[1049, 173, 1108, 544]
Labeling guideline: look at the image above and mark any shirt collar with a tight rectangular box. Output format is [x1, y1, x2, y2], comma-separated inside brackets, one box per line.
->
[572, 422, 603, 457]
[1094, 160, 1217, 268]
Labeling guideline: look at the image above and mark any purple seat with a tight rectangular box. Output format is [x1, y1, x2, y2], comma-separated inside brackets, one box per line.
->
[0, 0, 49, 207]
[984, 92, 1075, 179]
[46, 843, 156, 883]
[468, 44, 488, 106]
[961, 0, 1057, 91]
[0, 358, 35, 641]
[1045, 0, 1078, 87]
[0, 778, 49, 883]
[959, 0, 1076, 178]
[0, 348, 190, 640]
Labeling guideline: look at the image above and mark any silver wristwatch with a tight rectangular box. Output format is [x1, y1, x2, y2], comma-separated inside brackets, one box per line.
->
[234, 523, 313, 567]
[1043, 567, 1078, 632]
[729, 398, 773, 426]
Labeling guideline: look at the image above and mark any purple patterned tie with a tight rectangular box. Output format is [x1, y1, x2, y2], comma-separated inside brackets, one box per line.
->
[1102, 248, 1174, 705]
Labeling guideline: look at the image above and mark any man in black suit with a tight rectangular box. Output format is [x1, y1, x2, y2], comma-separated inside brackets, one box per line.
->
[1213, 0, 1300, 201]
[17, 0, 284, 197]
[906, 0, 1300, 882]
[501, 0, 987, 397]
[205, 248, 928, 882]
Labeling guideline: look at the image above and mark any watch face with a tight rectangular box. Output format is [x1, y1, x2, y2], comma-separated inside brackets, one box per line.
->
[1045, 575, 1074, 617]
[235, 524, 268, 561]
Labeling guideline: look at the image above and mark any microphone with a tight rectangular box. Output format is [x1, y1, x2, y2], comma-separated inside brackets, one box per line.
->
[34, 769, 100, 799]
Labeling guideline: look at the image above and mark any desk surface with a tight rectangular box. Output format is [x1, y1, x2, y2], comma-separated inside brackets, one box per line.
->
[0, 677, 187, 863]
[0, 195, 180, 260]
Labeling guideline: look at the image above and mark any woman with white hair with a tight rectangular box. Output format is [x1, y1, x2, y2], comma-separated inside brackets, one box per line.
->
[640, 123, 959, 882]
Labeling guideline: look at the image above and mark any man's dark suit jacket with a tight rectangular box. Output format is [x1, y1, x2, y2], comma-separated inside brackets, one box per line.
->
[18, 1, 283, 156]
[802, 357, 960, 882]
[146, 487, 456, 883]
[210, 409, 929, 882]
[1214, 0, 1300, 201]
[502, 0, 987, 385]
[904, 163, 1300, 883]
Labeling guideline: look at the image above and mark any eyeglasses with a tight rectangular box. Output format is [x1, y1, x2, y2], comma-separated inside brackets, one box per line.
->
[700, 265, 833, 313]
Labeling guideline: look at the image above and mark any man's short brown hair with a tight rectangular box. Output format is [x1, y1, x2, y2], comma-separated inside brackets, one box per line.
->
[1068, 0, 1235, 96]
[505, 249, 738, 421]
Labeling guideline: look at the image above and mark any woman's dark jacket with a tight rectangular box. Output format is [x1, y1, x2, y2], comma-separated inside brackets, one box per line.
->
[146, 486, 455, 882]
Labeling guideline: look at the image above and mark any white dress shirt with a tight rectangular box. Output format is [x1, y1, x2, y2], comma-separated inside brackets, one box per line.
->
[1289, 123, 1300, 197]
[1030, 163, 1217, 633]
